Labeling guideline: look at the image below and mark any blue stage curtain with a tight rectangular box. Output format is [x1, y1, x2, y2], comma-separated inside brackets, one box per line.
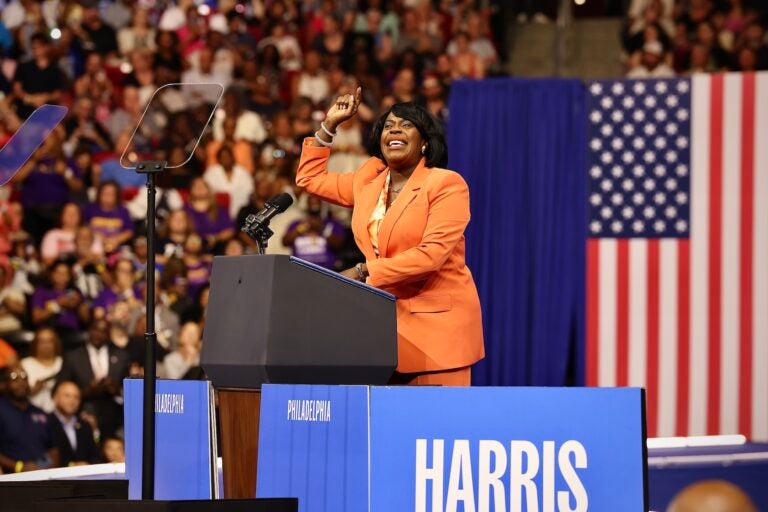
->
[447, 79, 588, 386]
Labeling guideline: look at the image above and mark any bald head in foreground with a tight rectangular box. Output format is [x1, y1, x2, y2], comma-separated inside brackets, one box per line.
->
[667, 480, 757, 512]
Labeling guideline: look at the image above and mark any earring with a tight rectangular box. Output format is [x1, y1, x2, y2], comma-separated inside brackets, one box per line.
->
[421, 145, 426, 155]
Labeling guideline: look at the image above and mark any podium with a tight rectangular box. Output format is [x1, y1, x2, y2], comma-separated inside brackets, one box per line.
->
[201, 255, 397, 498]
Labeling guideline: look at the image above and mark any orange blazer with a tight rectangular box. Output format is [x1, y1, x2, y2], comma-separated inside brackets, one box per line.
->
[296, 140, 484, 373]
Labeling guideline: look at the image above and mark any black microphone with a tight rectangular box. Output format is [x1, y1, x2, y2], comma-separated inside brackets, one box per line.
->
[242, 193, 294, 234]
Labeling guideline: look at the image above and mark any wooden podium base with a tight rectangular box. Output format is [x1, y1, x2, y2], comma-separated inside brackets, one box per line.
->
[218, 388, 262, 499]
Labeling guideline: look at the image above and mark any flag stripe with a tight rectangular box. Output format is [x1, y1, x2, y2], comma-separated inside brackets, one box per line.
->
[658, 240, 679, 436]
[628, 240, 648, 389]
[752, 74, 768, 440]
[676, 240, 691, 436]
[720, 73, 742, 435]
[617, 240, 630, 387]
[689, 74, 711, 436]
[739, 73, 755, 437]
[587, 239, 600, 387]
[598, 239, 617, 387]
[646, 240, 660, 436]
[707, 73, 724, 435]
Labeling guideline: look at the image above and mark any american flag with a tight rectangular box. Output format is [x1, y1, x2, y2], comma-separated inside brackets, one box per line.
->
[586, 73, 768, 440]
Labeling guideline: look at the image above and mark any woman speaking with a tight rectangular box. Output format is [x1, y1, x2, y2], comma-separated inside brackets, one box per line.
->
[296, 88, 484, 386]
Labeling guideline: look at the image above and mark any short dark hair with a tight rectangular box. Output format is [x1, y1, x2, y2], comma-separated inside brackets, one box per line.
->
[368, 102, 447, 168]
[51, 379, 80, 399]
[97, 180, 122, 205]
[30, 32, 51, 46]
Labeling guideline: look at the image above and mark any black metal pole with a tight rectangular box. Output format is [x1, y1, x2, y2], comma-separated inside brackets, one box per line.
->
[138, 162, 164, 499]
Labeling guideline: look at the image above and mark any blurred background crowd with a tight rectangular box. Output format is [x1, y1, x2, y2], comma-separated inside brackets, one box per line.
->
[623, 0, 768, 77]
[0, 0, 765, 474]
[0, 0, 505, 472]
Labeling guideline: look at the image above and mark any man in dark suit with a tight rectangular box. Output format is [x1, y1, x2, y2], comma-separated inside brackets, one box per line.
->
[48, 380, 101, 466]
[57, 319, 130, 437]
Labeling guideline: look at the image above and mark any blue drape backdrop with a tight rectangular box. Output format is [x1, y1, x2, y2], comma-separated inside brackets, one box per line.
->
[447, 79, 588, 386]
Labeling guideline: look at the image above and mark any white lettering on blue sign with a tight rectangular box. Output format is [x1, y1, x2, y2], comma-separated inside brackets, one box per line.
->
[286, 399, 332, 422]
[155, 393, 184, 414]
[415, 439, 588, 512]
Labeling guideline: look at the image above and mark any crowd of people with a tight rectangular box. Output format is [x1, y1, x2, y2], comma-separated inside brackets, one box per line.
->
[623, 0, 768, 77]
[0, 0, 502, 472]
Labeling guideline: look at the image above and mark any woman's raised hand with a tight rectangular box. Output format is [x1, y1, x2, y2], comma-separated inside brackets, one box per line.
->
[324, 87, 362, 132]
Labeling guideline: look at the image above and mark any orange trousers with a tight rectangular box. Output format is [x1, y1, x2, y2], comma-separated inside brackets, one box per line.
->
[388, 366, 471, 386]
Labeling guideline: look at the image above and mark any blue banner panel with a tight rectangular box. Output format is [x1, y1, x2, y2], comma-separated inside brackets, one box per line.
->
[370, 387, 645, 512]
[256, 384, 369, 511]
[124, 379, 216, 500]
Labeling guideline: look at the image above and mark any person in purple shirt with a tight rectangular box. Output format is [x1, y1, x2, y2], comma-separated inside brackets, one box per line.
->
[31, 261, 87, 345]
[92, 257, 141, 319]
[83, 180, 134, 254]
[183, 178, 234, 251]
[16, 140, 85, 244]
[182, 234, 212, 300]
[282, 196, 345, 270]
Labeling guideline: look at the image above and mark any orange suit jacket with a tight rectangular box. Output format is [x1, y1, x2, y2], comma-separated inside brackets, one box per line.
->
[296, 140, 484, 373]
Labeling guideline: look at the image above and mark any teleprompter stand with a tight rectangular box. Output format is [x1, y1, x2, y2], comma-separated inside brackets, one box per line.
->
[135, 161, 166, 500]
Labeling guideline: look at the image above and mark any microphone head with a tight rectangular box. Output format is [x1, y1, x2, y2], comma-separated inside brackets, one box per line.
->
[266, 193, 294, 213]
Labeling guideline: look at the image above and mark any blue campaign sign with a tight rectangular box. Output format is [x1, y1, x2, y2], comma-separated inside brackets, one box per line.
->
[256, 384, 369, 511]
[370, 387, 646, 512]
[124, 378, 217, 500]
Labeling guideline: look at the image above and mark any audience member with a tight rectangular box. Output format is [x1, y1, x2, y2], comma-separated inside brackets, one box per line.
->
[48, 380, 102, 467]
[203, 145, 254, 219]
[12, 32, 63, 118]
[161, 322, 201, 380]
[93, 258, 141, 319]
[56, 318, 130, 437]
[205, 117, 255, 174]
[0, 365, 58, 473]
[17, 135, 84, 244]
[40, 203, 96, 266]
[183, 178, 234, 250]
[21, 327, 63, 413]
[0, 266, 27, 342]
[31, 261, 87, 344]
[282, 196, 345, 270]
[101, 436, 125, 464]
[627, 40, 676, 77]
[83, 181, 134, 255]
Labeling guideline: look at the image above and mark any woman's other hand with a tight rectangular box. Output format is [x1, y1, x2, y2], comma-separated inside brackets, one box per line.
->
[339, 267, 363, 281]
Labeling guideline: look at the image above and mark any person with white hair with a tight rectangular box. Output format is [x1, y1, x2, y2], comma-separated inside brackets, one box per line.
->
[627, 40, 675, 77]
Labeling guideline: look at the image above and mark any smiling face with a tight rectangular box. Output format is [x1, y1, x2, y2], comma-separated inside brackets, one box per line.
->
[379, 112, 425, 170]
